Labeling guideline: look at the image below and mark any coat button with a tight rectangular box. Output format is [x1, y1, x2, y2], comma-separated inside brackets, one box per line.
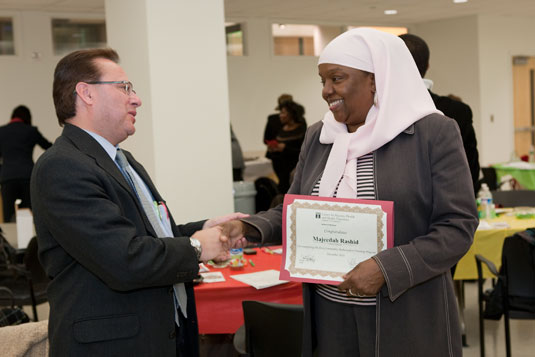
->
[169, 330, 176, 339]
[168, 287, 173, 295]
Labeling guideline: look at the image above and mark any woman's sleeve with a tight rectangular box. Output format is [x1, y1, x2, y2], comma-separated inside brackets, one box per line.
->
[34, 128, 53, 150]
[374, 119, 478, 301]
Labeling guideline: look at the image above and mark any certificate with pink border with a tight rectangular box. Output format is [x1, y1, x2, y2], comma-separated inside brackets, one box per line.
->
[280, 194, 394, 285]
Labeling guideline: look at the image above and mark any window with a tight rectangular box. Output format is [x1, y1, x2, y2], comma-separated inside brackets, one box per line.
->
[226, 22, 245, 56]
[512, 56, 535, 158]
[271, 24, 407, 57]
[52, 19, 106, 56]
[0, 17, 14, 55]
[346, 26, 408, 36]
[272, 24, 317, 56]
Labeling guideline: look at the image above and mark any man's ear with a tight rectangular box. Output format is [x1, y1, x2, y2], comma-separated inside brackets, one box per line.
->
[370, 73, 376, 93]
[74, 82, 93, 105]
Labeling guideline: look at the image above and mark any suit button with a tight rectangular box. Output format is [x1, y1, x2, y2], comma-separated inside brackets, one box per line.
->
[169, 330, 176, 339]
[168, 287, 173, 295]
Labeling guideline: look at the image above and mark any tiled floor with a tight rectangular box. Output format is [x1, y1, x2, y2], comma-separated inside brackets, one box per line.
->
[25, 281, 534, 356]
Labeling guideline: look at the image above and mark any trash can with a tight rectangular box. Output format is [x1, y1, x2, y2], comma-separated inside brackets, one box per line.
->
[233, 181, 257, 215]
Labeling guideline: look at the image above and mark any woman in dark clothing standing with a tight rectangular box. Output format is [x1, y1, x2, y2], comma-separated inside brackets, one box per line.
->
[0, 105, 52, 221]
[268, 101, 307, 194]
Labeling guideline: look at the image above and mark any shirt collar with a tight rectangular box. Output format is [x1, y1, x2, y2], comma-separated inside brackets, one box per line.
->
[423, 78, 434, 90]
[81, 129, 120, 161]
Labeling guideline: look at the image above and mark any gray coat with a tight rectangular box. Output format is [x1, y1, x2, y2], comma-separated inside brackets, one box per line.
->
[243, 113, 478, 356]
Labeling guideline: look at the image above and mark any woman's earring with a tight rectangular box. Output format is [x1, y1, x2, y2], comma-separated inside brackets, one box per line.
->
[373, 91, 378, 107]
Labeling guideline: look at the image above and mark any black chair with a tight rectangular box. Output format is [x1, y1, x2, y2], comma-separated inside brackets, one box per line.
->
[475, 231, 535, 357]
[254, 177, 279, 213]
[491, 189, 535, 207]
[233, 301, 304, 357]
[0, 236, 49, 321]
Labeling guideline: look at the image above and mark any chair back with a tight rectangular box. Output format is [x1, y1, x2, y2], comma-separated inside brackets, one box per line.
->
[23, 237, 49, 285]
[502, 233, 535, 315]
[491, 189, 535, 207]
[242, 300, 303, 357]
[254, 177, 279, 213]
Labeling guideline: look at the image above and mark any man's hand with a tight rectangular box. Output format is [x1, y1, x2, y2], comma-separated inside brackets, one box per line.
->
[203, 212, 249, 230]
[192, 226, 231, 262]
[219, 220, 247, 249]
[337, 258, 385, 297]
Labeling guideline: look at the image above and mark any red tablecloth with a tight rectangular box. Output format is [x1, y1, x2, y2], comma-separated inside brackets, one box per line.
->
[194, 246, 303, 334]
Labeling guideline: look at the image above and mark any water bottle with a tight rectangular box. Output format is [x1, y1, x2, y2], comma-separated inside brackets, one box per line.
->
[477, 183, 495, 219]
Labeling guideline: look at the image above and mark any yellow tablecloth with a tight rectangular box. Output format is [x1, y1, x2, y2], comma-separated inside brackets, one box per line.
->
[454, 215, 535, 280]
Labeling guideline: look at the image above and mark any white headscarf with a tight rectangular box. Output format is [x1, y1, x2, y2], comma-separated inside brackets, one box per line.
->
[318, 28, 441, 198]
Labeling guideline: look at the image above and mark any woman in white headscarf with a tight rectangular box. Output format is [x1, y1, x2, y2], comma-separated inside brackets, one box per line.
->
[226, 28, 477, 356]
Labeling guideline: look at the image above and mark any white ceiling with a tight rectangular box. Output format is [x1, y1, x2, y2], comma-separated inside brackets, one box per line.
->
[0, 0, 534, 26]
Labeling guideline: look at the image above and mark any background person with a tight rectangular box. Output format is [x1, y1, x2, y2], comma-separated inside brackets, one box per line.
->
[230, 125, 245, 181]
[399, 33, 481, 194]
[223, 28, 478, 356]
[31, 48, 245, 357]
[263, 93, 293, 159]
[0, 105, 52, 222]
[268, 100, 307, 193]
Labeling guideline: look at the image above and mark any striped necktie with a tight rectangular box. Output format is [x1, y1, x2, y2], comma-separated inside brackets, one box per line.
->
[115, 148, 188, 326]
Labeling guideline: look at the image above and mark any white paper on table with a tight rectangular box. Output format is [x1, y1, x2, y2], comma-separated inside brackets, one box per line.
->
[477, 220, 510, 231]
[200, 271, 226, 283]
[477, 220, 492, 230]
[230, 269, 289, 289]
[198, 263, 210, 273]
[16, 205, 35, 249]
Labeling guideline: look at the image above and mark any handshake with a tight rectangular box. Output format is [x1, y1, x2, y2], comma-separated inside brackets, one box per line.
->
[191, 212, 250, 262]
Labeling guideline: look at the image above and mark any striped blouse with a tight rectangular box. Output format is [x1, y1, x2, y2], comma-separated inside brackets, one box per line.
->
[313, 152, 377, 306]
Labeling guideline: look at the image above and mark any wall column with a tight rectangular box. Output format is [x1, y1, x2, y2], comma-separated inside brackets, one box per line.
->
[105, 0, 234, 221]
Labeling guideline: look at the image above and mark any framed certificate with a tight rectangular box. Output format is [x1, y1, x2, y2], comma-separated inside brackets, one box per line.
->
[280, 194, 394, 284]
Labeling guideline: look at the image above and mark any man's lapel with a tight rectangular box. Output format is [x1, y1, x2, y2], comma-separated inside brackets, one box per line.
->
[61, 124, 158, 237]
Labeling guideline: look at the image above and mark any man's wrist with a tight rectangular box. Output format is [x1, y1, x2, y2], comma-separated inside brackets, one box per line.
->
[189, 237, 202, 261]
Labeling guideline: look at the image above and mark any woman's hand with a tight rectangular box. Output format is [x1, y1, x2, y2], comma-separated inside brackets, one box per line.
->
[337, 258, 385, 297]
[203, 212, 249, 229]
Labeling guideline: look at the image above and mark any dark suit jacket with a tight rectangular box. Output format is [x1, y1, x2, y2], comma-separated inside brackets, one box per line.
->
[0, 122, 52, 182]
[31, 124, 202, 356]
[430, 91, 480, 192]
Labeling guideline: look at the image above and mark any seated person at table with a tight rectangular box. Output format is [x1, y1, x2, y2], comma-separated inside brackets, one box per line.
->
[222, 28, 478, 356]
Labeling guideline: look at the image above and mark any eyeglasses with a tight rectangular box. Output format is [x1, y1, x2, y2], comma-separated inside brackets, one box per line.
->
[80, 81, 136, 96]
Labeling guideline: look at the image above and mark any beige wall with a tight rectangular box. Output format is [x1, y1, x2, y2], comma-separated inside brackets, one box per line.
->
[4, 9, 535, 180]
[477, 14, 535, 165]
[227, 18, 333, 155]
[0, 10, 104, 155]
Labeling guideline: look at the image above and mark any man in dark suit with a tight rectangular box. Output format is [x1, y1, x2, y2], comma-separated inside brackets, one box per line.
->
[30, 48, 244, 356]
[400, 34, 481, 194]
